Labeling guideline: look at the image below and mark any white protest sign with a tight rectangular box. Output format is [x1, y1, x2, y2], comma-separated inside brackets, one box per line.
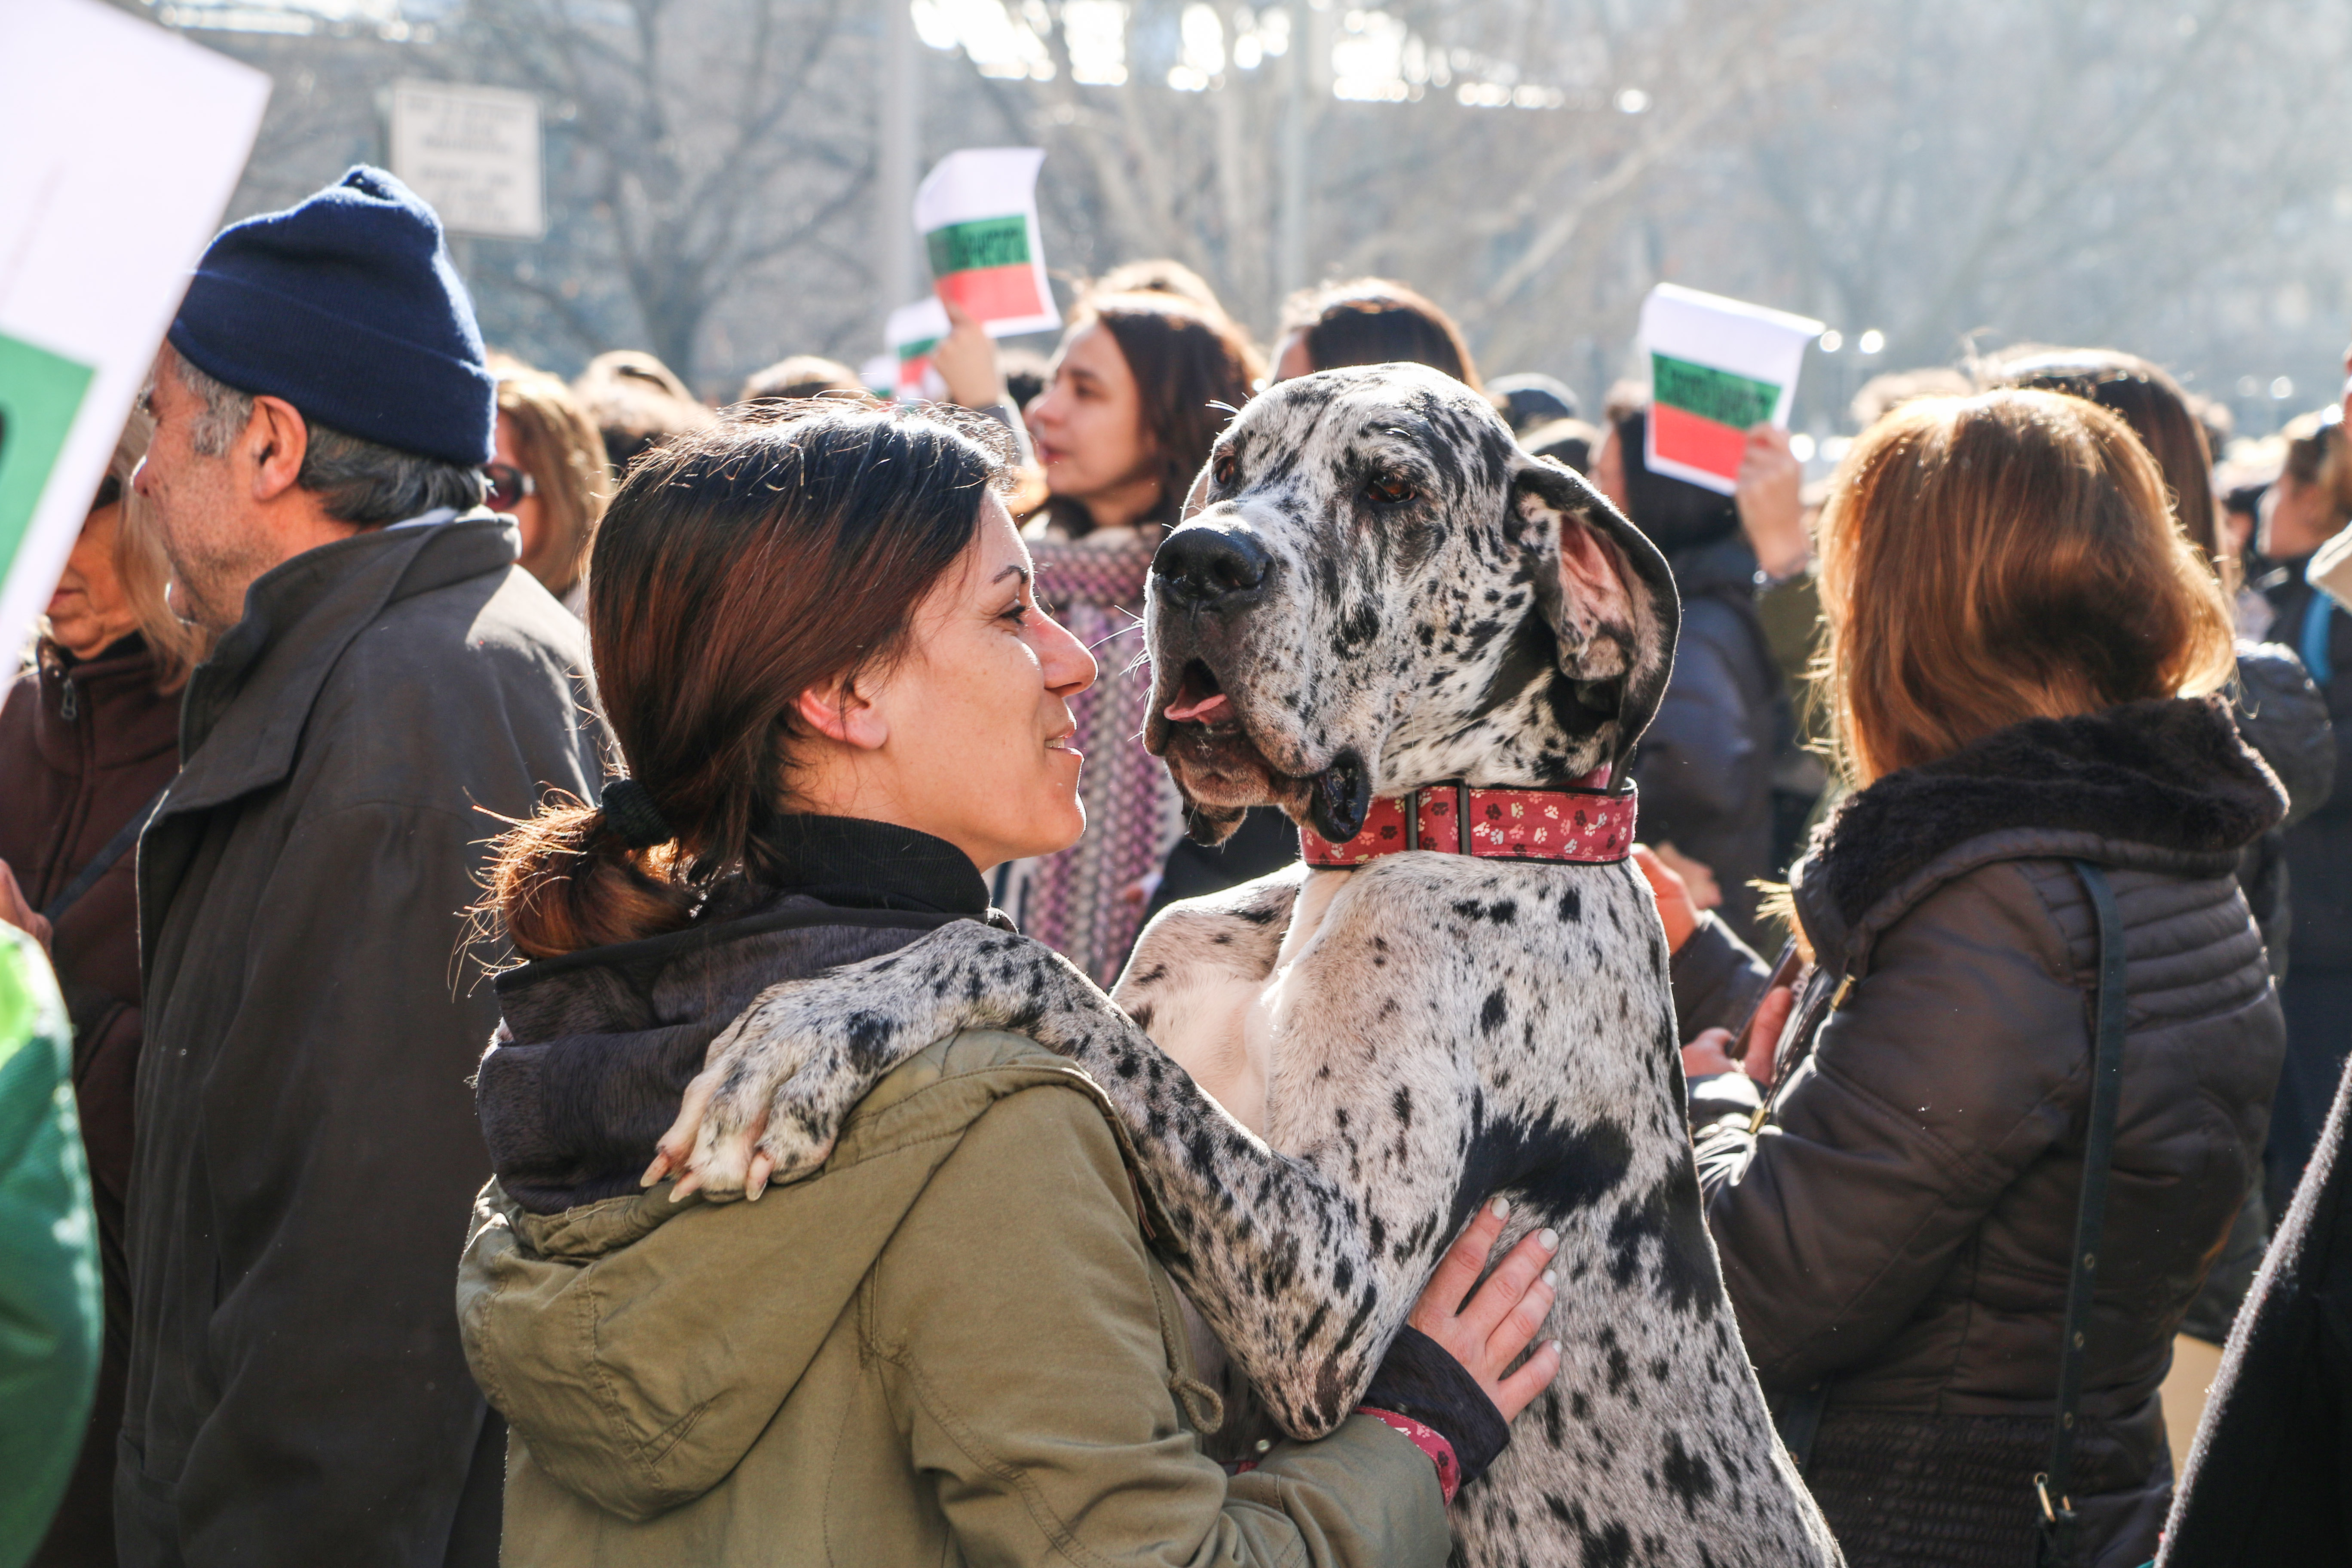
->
[0, 0, 269, 654]
[885, 296, 950, 402]
[389, 80, 545, 240]
[913, 148, 1059, 339]
[1637, 283, 1825, 495]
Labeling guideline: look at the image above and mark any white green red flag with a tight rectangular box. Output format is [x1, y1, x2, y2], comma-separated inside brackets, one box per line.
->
[1637, 283, 1824, 495]
[885, 296, 949, 402]
[913, 147, 1060, 339]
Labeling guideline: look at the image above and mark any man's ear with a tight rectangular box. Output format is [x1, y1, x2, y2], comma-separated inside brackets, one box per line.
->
[247, 395, 310, 504]
[794, 679, 890, 752]
[1512, 455, 1679, 779]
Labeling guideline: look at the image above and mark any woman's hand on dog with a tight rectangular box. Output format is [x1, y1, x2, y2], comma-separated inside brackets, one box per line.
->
[1409, 1197, 1562, 1422]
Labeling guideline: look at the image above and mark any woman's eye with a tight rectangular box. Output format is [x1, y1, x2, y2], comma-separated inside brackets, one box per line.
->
[1366, 473, 1418, 505]
[1001, 601, 1031, 626]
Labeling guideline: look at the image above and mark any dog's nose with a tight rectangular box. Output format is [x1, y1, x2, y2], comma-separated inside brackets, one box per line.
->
[1155, 526, 1272, 609]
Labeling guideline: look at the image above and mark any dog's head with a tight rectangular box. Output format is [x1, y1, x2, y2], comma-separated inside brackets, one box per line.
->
[1145, 364, 1679, 845]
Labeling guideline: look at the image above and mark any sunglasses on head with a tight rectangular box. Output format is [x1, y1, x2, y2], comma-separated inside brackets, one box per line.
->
[485, 462, 537, 512]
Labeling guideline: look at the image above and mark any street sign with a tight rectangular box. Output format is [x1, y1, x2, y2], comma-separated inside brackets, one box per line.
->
[389, 80, 544, 240]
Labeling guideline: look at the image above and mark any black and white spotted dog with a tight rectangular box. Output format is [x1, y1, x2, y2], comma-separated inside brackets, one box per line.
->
[671, 365, 1838, 1566]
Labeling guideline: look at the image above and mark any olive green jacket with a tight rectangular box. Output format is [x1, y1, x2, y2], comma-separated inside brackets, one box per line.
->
[457, 1029, 1449, 1565]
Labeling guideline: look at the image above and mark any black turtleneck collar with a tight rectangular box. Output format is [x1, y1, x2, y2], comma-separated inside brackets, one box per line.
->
[763, 815, 991, 917]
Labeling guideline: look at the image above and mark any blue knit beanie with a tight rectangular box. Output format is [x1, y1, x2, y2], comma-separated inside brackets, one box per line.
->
[168, 165, 496, 468]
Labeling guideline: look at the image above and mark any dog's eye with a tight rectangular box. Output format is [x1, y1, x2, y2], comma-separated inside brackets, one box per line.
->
[1365, 472, 1418, 506]
[1214, 451, 1240, 490]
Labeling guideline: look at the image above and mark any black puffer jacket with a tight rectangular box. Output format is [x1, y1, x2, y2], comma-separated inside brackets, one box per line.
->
[1674, 696, 2286, 1568]
[2230, 639, 2335, 976]
[1633, 533, 1785, 947]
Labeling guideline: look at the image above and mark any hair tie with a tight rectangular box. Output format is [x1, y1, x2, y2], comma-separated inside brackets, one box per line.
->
[600, 776, 674, 849]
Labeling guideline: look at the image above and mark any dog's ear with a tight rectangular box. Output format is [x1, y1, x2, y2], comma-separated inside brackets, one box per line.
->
[1511, 455, 1680, 780]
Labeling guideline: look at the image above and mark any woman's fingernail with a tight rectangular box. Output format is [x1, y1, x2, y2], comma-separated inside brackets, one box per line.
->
[1491, 1197, 1511, 1219]
[1541, 1268, 1557, 1288]
[1539, 1228, 1560, 1252]
[1547, 1338, 1563, 1354]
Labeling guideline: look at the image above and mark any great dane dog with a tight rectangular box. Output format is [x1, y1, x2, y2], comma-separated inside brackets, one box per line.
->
[665, 365, 1838, 1565]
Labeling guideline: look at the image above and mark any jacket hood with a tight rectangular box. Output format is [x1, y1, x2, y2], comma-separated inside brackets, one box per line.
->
[478, 897, 971, 1215]
[1794, 695, 2285, 975]
[463, 1029, 1121, 1521]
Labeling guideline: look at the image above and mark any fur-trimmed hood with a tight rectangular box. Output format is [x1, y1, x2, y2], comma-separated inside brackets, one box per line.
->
[1793, 695, 2285, 977]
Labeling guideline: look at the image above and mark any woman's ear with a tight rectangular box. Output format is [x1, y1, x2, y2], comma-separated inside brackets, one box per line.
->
[794, 678, 890, 752]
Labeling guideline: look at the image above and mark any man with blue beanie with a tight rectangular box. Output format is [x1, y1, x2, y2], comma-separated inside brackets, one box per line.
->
[119, 167, 606, 1568]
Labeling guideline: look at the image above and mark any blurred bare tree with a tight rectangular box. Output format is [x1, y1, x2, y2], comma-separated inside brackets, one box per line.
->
[173, 0, 2352, 427]
[453, 0, 872, 386]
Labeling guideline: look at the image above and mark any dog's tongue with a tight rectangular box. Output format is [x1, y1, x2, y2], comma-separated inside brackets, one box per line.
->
[1165, 692, 1231, 722]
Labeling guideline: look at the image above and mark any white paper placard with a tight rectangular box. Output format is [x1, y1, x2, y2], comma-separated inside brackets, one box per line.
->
[912, 148, 1059, 340]
[0, 0, 270, 654]
[389, 80, 545, 240]
[1637, 283, 1825, 495]
[885, 296, 950, 401]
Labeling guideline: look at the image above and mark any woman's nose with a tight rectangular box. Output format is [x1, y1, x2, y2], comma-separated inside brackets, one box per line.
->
[1036, 609, 1098, 696]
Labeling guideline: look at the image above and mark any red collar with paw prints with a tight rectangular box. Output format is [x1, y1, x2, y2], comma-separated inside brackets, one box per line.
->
[1298, 773, 1636, 868]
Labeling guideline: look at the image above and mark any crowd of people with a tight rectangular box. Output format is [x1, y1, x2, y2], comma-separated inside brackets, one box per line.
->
[6, 156, 2352, 1568]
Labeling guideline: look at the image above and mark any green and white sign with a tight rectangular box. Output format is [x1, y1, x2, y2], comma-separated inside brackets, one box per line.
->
[1638, 284, 1824, 496]
[912, 148, 1059, 339]
[0, 0, 268, 650]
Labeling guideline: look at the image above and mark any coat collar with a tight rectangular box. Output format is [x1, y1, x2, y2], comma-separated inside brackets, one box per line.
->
[1792, 695, 2284, 977]
[164, 512, 519, 818]
[31, 634, 180, 773]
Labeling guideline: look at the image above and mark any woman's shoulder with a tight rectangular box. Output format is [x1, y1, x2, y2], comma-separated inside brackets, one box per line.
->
[836, 1028, 1133, 1168]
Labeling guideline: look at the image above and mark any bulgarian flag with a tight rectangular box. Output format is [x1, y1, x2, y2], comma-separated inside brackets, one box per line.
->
[913, 148, 1060, 339]
[1638, 284, 1824, 495]
[885, 296, 949, 402]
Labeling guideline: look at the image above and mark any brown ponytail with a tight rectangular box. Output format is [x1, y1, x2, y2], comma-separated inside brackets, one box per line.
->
[486, 402, 1011, 959]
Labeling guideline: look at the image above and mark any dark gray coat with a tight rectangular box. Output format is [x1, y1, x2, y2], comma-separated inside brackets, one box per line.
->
[1675, 697, 2286, 1568]
[119, 518, 605, 1568]
[1633, 535, 1784, 947]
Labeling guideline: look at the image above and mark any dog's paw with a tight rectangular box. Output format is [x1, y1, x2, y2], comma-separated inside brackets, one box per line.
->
[646, 975, 931, 1201]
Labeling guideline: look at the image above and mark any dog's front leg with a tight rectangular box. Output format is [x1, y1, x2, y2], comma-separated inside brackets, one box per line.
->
[662, 913, 1425, 1439]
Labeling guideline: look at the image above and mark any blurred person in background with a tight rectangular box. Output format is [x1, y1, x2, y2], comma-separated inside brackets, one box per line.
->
[1519, 415, 1598, 474]
[2247, 407, 2352, 1218]
[490, 358, 611, 615]
[1272, 277, 1479, 389]
[1594, 388, 1794, 947]
[998, 346, 1053, 417]
[0, 409, 207, 1568]
[1986, 344, 2335, 1452]
[572, 349, 713, 479]
[735, 354, 861, 407]
[990, 289, 1259, 984]
[1654, 390, 2278, 1568]
[1094, 257, 1233, 323]
[1486, 371, 1579, 436]
[118, 167, 606, 1567]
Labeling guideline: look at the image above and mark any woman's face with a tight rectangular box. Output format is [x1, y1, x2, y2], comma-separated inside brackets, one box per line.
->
[861, 493, 1098, 871]
[1028, 323, 1158, 512]
[47, 497, 140, 659]
[494, 413, 550, 564]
